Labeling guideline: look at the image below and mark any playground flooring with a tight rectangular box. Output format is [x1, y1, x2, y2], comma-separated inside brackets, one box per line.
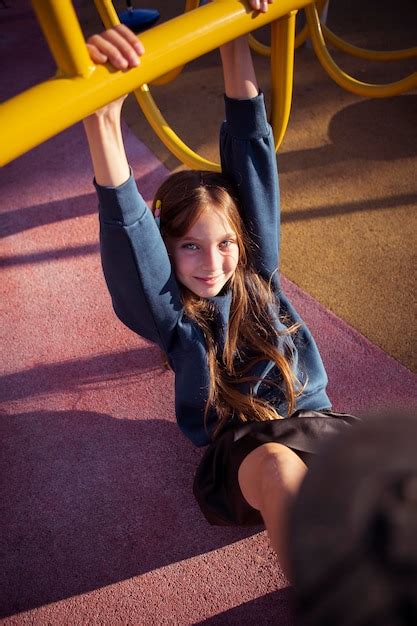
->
[1, 1, 416, 624]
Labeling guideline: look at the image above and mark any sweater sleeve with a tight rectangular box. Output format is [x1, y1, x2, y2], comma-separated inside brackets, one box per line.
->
[95, 172, 183, 350]
[220, 92, 280, 290]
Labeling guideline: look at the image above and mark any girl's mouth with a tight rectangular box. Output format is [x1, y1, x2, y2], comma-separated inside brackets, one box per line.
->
[195, 275, 221, 285]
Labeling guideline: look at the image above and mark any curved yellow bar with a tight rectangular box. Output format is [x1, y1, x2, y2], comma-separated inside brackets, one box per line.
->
[136, 84, 220, 171]
[135, 11, 296, 170]
[321, 24, 417, 62]
[305, 3, 417, 97]
[248, 0, 327, 56]
[248, 21, 308, 55]
[248, 34, 270, 57]
[248, 0, 417, 60]
[32, 0, 94, 78]
[270, 11, 297, 151]
[135, 12, 296, 170]
[93, 0, 119, 27]
[150, 0, 200, 86]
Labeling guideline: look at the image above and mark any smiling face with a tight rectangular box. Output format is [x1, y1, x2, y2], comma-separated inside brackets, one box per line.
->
[167, 207, 239, 298]
[154, 169, 247, 299]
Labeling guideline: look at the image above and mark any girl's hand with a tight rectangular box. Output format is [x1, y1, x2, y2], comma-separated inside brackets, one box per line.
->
[83, 25, 144, 184]
[87, 23, 145, 71]
[85, 24, 145, 117]
[248, 0, 274, 13]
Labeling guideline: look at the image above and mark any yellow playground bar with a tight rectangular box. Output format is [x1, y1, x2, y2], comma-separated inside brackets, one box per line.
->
[1, 0, 416, 168]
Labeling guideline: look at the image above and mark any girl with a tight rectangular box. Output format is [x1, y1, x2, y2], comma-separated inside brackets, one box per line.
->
[84, 2, 357, 580]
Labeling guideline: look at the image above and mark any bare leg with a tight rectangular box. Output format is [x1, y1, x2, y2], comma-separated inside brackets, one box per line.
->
[238, 442, 307, 581]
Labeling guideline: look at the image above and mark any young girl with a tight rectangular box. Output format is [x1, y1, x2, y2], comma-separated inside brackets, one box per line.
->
[84, 2, 357, 580]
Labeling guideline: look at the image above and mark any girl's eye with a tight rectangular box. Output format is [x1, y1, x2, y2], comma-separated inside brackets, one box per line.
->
[220, 240, 235, 249]
[181, 243, 198, 251]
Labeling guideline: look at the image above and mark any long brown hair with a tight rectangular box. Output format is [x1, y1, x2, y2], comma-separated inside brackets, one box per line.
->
[153, 170, 301, 437]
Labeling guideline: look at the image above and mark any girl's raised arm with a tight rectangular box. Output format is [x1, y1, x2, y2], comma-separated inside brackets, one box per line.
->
[82, 25, 182, 350]
[219, 35, 259, 100]
[83, 25, 145, 187]
[219, 0, 272, 99]
[218, 1, 281, 287]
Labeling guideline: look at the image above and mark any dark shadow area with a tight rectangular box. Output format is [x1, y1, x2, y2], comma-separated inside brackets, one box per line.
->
[0, 2, 55, 102]
[281, 190, 417, 223]
[0, 346, 161, 403]
[195, 588, 294, 625]
[1, 192, 97, 240]
[0, 409, 259, 618]
[0, 243, 99, 267]
[326, 0, 417, 50]
[279, 95, 417, 173]
[1, 155, 160, 241]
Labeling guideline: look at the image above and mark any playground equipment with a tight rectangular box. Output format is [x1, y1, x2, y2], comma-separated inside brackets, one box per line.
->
[0, 0, 416, 169]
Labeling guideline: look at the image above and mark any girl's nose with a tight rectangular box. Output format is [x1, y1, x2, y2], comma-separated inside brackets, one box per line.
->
[201, 247, 220, 272]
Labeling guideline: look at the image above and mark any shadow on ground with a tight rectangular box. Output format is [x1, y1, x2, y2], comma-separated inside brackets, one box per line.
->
[0, 408, 258, 618]
[194, 588, 295, 625]
[280, 95, 417, 172]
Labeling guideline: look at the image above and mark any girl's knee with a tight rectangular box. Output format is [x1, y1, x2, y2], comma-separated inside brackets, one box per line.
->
[238, 442, 307, 511]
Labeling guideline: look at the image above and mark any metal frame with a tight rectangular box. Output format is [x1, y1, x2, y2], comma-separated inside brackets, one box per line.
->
[1, 0, 416, 167]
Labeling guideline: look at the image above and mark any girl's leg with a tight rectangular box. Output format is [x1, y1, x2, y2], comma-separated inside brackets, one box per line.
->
[237, 442, 307, 581]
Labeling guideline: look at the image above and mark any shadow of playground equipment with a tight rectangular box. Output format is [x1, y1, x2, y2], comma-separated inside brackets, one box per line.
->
[279, 94, 417, 173]
[194, 587, 295, 625]
[0, 347, 162, 403]
[0, 409, 258, 618]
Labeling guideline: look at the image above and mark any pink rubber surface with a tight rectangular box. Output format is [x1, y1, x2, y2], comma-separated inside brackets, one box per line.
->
[2, 113, 416, 626]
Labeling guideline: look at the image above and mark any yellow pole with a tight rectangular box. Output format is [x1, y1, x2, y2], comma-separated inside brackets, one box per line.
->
[31, 0, 94, 78]
[135, 84, 219, 170]
[270, 11, 297, 151]
[93, 0, 120, 28]
[321, 25, 417, 62]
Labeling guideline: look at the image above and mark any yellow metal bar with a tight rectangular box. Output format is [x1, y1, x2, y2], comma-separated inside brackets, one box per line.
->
[93, 0, 119, 28]
[322, 24, 417, 61]
[248, 0, 327, 56]
[150, 0, 200, 86]
[135, 84, 220, 171]
[93, 0, 196, 86]
[270, 12, 297, 151]
[1, 0, 312, 166]
[305, 3, 417, 97]
[31, 0, 93, 78]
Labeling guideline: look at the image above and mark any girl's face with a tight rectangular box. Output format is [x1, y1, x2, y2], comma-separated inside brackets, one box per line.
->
[167, 207, 239, 298]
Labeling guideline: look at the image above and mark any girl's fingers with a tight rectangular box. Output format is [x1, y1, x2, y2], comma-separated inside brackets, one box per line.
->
[88, 34, 128, 69]
[113, 23, 145, 55]
[249, 0, 271, 12]
[87, 26, 145, 70]
[102, 28, 140, 67]
[86, 42, 108, 65]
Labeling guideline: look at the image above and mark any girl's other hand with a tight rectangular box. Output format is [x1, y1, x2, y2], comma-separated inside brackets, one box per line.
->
[86, 23, 145, 71]
[248, 0, 273, 14]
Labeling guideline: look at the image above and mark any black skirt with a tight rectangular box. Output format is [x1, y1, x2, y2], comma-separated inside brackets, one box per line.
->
[193, 409, 360, 527]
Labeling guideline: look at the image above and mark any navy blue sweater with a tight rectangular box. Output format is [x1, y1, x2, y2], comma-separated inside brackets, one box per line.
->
[95, 93, 331, 446]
